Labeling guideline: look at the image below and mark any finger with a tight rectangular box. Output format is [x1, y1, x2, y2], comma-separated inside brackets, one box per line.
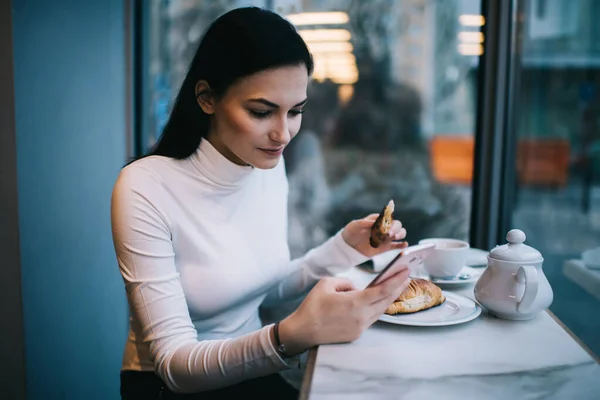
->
[368, 277, 412, 321]
[394, 228, 407, 241]
[373, 270, 411, 307]
[357, 214, 380, 227]
[380, 241, 409, 254]
[361, 267, 410, 304]
[368, 278, 412, 322]
[388, 220, 403, 235]
[370, 237, 408, 256]
[364, 213, 380, 221]
[372, 273, 411, 307]
[356, 214, 380, 228]
[356, 220, 374, 229]
[388, 228, 407, 242]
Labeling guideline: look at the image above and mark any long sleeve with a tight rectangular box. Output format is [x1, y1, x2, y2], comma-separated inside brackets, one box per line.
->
[111, 166, 290, 393]
[262, 231, 369, 306]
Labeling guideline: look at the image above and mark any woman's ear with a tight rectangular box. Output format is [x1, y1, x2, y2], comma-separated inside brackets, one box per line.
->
[195, 80, 214, 114]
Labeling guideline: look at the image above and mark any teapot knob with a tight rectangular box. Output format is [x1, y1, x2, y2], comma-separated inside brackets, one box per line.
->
[507, 229, 526, 244]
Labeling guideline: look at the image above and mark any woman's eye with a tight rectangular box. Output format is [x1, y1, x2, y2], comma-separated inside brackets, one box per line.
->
[249, 109, 305, 119]
[249, 110, 272, 119]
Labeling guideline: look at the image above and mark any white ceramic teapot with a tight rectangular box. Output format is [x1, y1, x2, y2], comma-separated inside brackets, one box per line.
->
[474, 229, 553, 320]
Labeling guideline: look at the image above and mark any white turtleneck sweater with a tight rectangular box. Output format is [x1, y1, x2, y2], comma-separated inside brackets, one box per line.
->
[110, 138, 368, 393]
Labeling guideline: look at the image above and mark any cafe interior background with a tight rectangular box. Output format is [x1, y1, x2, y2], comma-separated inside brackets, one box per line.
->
[1, 0, 599, 398]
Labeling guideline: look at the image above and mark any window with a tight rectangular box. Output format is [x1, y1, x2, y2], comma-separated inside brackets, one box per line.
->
[508, 0, 600, 355]
[141, 0, 481, 260]
[135, 0, 600, 377]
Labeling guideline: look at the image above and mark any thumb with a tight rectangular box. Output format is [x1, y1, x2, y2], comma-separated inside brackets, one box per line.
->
[372, 274, 412, 308]
[354, 214, 380, 229]
[361, 267, 411, 304]
[364, 213, 380, 222]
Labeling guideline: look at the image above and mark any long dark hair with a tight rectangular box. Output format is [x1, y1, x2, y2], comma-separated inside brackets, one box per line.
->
[149, 6, 314, 160]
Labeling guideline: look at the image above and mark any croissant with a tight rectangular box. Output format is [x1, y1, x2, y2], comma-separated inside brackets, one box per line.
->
[370, 200, 395, 248]
[385, 278, 446, 314]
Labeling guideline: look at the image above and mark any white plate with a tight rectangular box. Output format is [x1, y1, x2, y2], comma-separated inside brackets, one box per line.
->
[378, 291, 481, 327]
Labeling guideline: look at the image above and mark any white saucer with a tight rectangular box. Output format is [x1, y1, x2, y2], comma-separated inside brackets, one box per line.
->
[410, 266, 483, 288]
[428, 266, 483, 287]
[378, 291, 481, 327]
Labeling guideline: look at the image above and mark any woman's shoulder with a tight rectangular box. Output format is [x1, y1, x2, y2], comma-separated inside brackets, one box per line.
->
[113, 155, 178, 202]
[119, 156, 169, 183]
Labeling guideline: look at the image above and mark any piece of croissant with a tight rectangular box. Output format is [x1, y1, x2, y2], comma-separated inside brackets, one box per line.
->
[370, 200, 395, 248]
[385, 278, 446, 315]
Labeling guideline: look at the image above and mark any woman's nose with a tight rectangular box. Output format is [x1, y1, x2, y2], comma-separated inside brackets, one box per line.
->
[269, 118, 290, 145]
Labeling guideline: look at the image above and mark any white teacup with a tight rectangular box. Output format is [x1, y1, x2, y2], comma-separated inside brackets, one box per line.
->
[418, 238, 470, 279]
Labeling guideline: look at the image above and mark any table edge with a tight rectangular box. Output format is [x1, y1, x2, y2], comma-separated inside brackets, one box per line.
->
[298, 311, 599, 399]
[299, 346, 318, 400]
[546, 309, 599, 364]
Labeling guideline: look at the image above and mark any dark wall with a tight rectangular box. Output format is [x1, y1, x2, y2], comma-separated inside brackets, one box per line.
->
[11, 0, 129, 398]
[0, 0, 26, 398]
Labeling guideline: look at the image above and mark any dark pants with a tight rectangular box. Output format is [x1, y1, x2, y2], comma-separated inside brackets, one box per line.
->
[120, 370, 299, 400]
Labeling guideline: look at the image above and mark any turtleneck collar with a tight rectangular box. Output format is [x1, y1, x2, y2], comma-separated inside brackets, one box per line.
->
[189, 138, 254, 187]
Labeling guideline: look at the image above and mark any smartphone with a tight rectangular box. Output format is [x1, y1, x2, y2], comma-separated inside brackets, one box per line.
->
[356, 260, 377, 274]
[365, 243, 436, 288]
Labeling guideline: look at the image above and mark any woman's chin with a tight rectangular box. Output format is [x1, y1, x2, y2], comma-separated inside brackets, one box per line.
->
[250, 155, 281, 170]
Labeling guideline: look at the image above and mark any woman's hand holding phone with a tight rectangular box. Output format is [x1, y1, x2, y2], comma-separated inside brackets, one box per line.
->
[277, 268, 411, 355]
[275, 206, 420, 355]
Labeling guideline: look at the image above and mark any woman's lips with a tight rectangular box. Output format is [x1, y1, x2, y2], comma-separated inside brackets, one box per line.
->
[259, 147, 284, 157]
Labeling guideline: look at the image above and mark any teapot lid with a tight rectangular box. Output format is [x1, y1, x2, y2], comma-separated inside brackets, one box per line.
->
[489, 229, 542, 262]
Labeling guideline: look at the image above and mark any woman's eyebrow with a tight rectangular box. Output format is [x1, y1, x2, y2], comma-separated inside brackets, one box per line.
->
[247, 98, 308, 108]
[293, 98, 308, 107]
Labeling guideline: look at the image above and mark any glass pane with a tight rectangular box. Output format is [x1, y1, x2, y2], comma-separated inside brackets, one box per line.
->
[510, 0, 600, 355]
[144, 0, 481, 257]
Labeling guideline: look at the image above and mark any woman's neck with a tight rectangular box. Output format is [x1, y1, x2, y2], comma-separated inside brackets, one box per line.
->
[205, 131, 249, 167]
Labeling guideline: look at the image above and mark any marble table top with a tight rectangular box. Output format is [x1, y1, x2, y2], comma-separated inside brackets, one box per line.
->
[301, 266, 600, 400]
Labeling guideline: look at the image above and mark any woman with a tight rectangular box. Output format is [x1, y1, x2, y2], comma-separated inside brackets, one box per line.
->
[112, 7, 409, 399]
